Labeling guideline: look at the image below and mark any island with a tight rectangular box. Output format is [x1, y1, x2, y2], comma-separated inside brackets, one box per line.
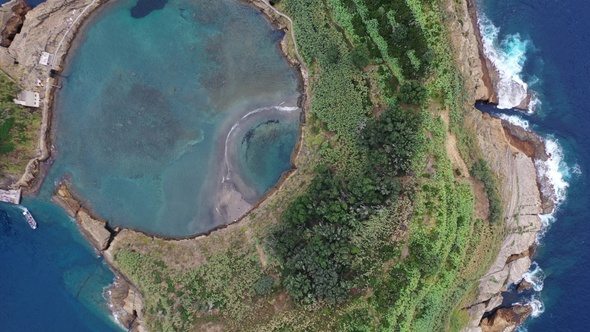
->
[0, 0, 554, 331]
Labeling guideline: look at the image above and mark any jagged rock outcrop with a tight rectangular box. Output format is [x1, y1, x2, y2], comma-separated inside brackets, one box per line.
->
[107, 276, 147, 332]
[77, 209, 112, 251]
[480, 305, 533, 332]
[444, 0, 496, 103]
[517, 279, 534, 292]
[52, 184, 113, 251]
[0, 0, 30, 47]
[501, 122, 547, 161]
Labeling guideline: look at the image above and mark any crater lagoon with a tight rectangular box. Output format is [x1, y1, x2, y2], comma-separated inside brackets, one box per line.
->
[0, 0, 301, 328]
[47, 0, 301, 236]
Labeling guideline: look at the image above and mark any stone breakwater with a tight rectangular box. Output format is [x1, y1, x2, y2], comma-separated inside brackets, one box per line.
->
[446, 0, 555, 331]
[0, 0, 104, 191]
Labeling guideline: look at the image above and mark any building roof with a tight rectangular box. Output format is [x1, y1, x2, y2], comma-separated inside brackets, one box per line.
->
[39, 52, 53, 66]
[14, 91, 40, 107]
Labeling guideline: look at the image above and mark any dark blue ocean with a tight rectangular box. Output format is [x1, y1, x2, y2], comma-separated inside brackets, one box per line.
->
[477, 0, 590, 330]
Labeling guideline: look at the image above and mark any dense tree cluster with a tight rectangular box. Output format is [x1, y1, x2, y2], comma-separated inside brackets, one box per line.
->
[361, 104, 424, 177]
[269, 106, 423, 304]
[398, 81, 428, 105]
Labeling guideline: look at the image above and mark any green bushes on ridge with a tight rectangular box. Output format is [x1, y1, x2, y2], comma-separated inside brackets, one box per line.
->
[470, 159, 503, 223]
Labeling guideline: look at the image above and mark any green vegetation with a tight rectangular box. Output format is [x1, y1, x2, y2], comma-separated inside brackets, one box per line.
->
[399, 81, 428, 105]
[470, 159, 503, 223]
[112, 0, 506, 330]
[0, 71, 41, 179]
[116, 240, 271, 331]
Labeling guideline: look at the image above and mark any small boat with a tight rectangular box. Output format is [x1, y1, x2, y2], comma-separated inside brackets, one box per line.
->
[20, 207, 37, 229]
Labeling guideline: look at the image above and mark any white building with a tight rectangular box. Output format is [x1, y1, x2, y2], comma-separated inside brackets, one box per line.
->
[39, 52, 53, 66]
[14, 91, 40, 107]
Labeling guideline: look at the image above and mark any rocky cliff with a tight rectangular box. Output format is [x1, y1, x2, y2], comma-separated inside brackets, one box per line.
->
[52, 184, 114, 251]
[0, 0, 30, 48]
[461, 112, 546, 331]
[445, 0, 552, 330]
[444, 0, 496, 103]
[480, 305, 533, 332]
[105, 275, 147, 332]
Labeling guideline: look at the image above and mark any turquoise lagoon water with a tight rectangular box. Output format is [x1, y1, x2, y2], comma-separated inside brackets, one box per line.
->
[1, 0, 300, 329]
[49, 0, 301, 236]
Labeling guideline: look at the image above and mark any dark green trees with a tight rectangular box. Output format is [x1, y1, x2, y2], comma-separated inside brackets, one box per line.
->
[398, 81, 428, 105]
[269, 106, 423, 304]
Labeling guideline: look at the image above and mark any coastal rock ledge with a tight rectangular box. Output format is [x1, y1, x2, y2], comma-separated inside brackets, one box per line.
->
[107, 276, 147, 332]
[445, 0, 554, 331]
[52, 184, 113, 252]
[480, 305, 533, 332]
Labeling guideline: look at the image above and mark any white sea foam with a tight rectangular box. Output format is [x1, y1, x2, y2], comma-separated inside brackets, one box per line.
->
[496, 113, 530, 129]
[478, 14, 531, 109]
[536, 214, 556, 241]
[520, 262, 545, 292]
[535, 137, 571, 207]
[223, 105, 299, 182]
[534, 136, 574, 243]
[513, 295, 545, 320]
[527, 91, 542, 113]
[528, 296, 545, 317]
[573, 163, 582, 176]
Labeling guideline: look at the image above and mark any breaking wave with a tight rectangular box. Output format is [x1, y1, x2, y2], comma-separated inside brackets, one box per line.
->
[528, 296, 545, 318]
[496, 113, 530, 129]
[535, 137, 571, 207]
[520, 262, 545, 292]
[478, 13, 531, 109]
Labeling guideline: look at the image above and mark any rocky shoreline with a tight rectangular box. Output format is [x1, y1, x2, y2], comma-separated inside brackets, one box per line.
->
[462, 0, 532, 112]
[447, 0, 555, 331]
[0, 0, 106, 192]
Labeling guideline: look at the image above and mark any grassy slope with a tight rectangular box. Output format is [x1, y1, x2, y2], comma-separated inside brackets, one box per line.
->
[111, 0, 503, 330]
[0, 71, 41, 181]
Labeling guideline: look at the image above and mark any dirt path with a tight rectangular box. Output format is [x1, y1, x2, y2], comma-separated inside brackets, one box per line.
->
[440, 107, 470, 178]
